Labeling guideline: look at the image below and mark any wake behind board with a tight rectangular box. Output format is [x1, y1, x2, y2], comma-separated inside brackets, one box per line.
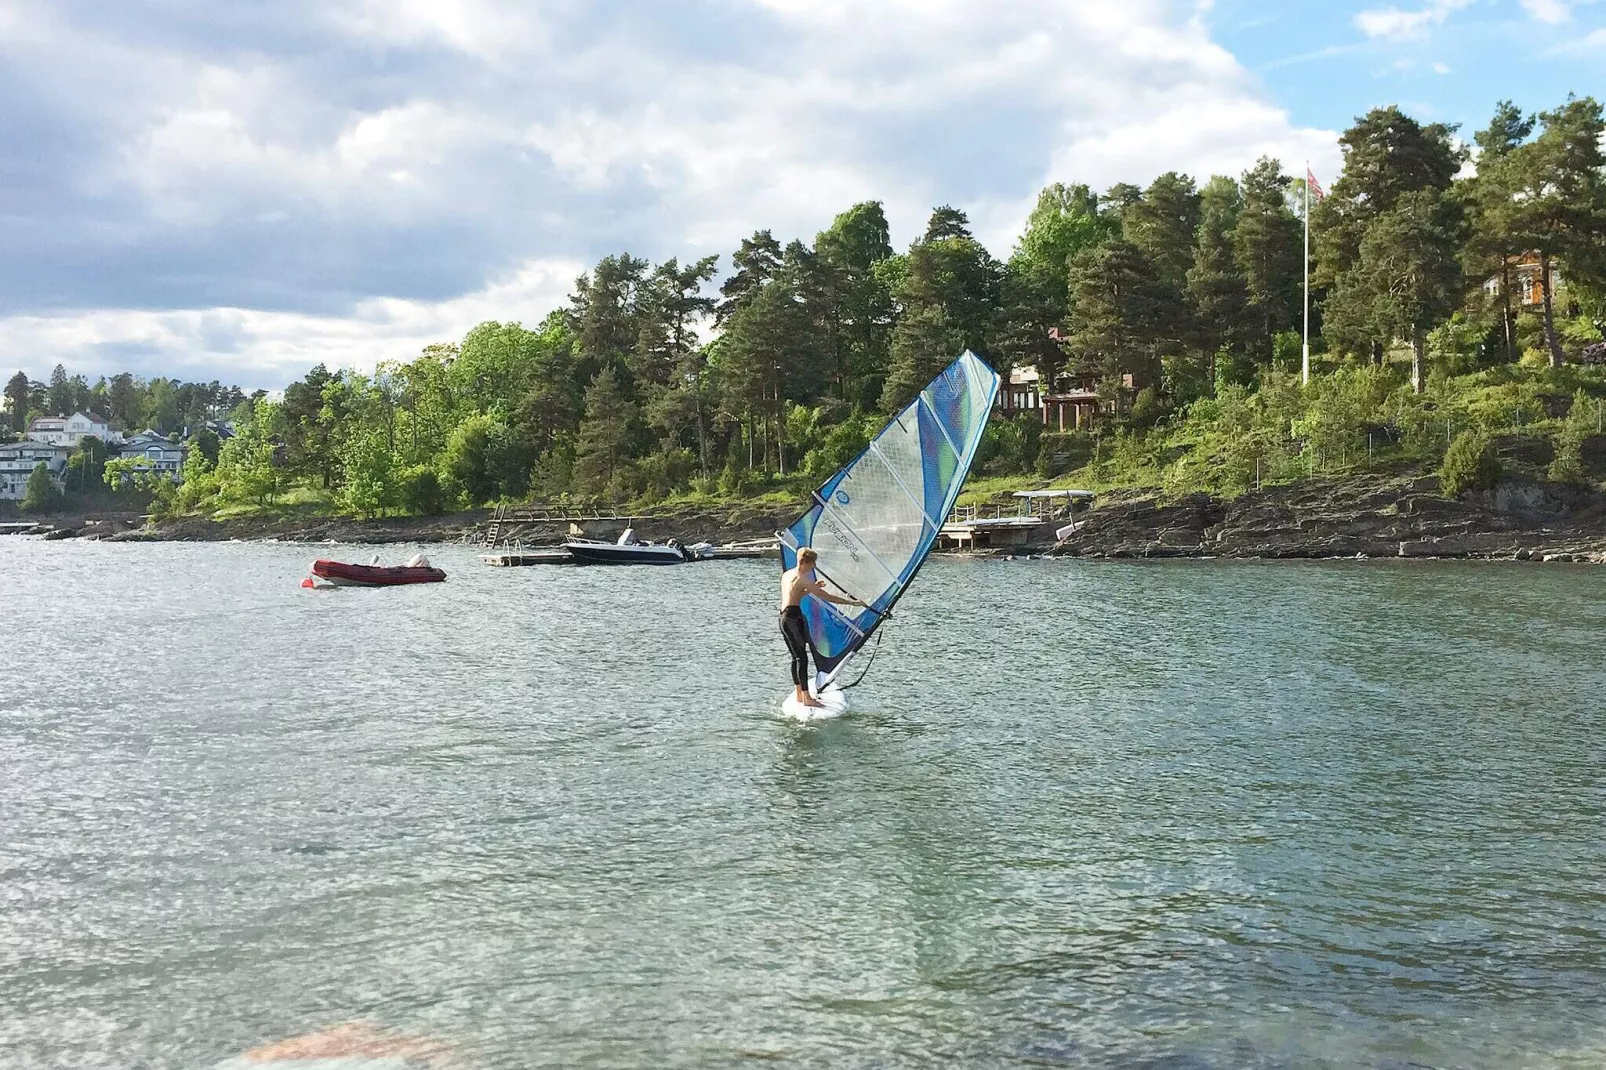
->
[780, 685, 849, 721]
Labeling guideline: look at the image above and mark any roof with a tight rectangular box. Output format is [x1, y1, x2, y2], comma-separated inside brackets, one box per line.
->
[0, 440, 73, 456]
[26, 417, 66, 431]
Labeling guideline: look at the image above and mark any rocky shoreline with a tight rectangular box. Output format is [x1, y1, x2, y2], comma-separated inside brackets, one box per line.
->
[1049, 473, 1606, 563]
[10, 473, 1606, 564]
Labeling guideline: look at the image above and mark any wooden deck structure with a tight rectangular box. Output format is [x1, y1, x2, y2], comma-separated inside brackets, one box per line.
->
[939, 490, 1093, 550]
[482, 503, 653, 548]
[480, 537, 779, 567]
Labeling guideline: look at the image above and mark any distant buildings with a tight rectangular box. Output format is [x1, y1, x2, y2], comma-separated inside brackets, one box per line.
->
[1482, 253, 1564, 310]
[25, 411, 125, 447]
[0, 441, 73, 500]
[115, 432, 187, 481]
[996, 365, 1127, 431]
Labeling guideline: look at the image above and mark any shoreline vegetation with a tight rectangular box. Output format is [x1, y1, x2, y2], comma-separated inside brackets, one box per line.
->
[6, 97, 1606, 563]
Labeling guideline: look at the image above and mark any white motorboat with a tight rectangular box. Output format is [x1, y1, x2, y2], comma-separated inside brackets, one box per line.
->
[563, 528, 711, 565]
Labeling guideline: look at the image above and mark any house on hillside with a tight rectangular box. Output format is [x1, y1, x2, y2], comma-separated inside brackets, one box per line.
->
[116, 432, 187, 483]
[996, 365, 1127, 431]
[1483, 253, 1565, 310]
[26, 411, 124, 447]
[0, 441, 73, 500]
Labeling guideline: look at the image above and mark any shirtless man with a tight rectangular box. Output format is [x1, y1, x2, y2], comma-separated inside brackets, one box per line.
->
[780, 547, 866, 708]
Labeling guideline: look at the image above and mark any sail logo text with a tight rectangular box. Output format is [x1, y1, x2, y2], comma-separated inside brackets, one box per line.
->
[822, 514, 860, 562]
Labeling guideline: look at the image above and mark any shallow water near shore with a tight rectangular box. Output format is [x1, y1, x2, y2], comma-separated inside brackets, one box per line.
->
[3, 540, 1605, 1069]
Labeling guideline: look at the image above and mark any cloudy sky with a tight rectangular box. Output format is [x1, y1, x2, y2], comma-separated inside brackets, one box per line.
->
[1, 0, 1600, 389]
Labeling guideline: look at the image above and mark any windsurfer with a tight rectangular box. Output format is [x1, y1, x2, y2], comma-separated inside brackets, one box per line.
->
[780, 547, 865, 708]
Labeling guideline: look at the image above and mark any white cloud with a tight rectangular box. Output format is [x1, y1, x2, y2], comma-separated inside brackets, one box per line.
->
[0, 259, 581, 389]
[1433, 61, 1452, 73]
[1, 0, 1338, 384]
[1520, 0, 1571, 23]
[1354, 0, 1474, 40]
[1549, 24, 1606, 51]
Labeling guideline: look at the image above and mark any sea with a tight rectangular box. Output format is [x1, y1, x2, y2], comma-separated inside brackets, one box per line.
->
[2, 539, 1604, 1069]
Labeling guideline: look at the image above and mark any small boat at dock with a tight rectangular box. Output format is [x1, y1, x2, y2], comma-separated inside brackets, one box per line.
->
[563, 527, 713, 565]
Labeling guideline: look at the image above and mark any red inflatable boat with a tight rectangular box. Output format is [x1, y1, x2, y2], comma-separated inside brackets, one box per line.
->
[308, 558, 447, 587]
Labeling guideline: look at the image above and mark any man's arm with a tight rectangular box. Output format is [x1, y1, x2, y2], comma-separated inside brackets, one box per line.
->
[804, 578, 866, 607]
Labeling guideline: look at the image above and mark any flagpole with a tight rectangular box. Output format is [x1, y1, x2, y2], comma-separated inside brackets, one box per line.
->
[1302, 162, 1311, 386]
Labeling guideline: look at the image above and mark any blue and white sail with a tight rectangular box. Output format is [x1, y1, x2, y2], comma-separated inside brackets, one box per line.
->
[779, 350, 1000, 690]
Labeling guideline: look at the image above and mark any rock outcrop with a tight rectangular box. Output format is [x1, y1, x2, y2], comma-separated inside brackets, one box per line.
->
[1050, 473, 1606, 562]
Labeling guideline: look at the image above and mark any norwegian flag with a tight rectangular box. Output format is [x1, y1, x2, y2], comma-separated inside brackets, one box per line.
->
[1306, 168, 1326, 202]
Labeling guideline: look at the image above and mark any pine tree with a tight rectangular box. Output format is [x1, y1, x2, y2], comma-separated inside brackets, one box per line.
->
[4, 371, 28, 432]
[1486, 96, 1606, 367]
[1343, 188, 1467, 392]
[1186, 176, 1251, 371]
[573, 368, 639, 495]
[1064, 239, 1172, 391]
[881, 208, 1001, 410]
[1465, 101, 1537, 363]
[1233, 158, 1302, 364]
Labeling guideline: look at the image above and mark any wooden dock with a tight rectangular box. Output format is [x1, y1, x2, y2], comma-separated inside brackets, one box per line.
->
[480, 538, 778, 567]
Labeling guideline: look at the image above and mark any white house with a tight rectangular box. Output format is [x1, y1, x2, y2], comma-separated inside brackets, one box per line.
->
[0, 441, 73, 500]
[25, 411, 124, 446]
[116, 432, 187, 482]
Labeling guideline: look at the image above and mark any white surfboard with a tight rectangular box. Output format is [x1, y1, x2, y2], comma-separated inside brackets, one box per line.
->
[780, 685, 849, 721]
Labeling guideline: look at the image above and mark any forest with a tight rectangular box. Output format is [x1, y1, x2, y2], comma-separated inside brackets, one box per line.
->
[6, 96, 1605, 519]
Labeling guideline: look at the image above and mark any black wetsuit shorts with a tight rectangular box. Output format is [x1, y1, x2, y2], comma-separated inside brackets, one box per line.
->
[780, 605, 810, 689]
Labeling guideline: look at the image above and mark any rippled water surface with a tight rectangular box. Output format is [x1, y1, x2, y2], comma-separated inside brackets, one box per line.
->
[3, 540, 1606, 1068]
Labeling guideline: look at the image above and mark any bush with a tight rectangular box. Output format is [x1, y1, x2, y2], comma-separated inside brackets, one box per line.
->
[1548, 390, 1596, 484]
[1428, 313, 1490, 377]
[1272, 330, 1302, 373]
[1439, 431, 1500, 497]
[803, 415, 873, 479]
[1036, 431, 1093, 477]
[399, 465, 446, 515]
[1128, 386, 1164, 428]
[20, 462, 63, 513]
[980, 414, 1041, 475]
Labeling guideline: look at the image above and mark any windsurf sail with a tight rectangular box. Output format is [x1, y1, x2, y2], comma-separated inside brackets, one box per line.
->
[779, 350, 1000, 690]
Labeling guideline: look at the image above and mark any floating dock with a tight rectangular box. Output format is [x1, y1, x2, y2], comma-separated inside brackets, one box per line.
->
[480, 539, 778, 567]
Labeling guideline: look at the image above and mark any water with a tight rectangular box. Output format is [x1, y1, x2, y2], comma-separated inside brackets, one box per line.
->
[2, 540, 1605, 1069]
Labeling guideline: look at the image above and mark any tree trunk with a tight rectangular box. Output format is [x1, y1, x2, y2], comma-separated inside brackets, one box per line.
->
[776, 404, 787, 476]
[696, 402, 707, 480]
[1540, 251, 1565, 369]
[1370, 341, 1384, 367]
[1411, 330, 1426, 394]
[1499, 259, 1515, 363]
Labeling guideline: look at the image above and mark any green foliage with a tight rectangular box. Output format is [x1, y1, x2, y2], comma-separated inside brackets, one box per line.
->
[175, 445, 220, 513]
[1036, 431, 1093, 477]
[979, 415, 1041, 475]
[20, 461, 62, 512]
[444, 414, 526, 505]
[803, 413, 875, 479]
[1128, 386, 1165, 428]
[1428, 314, 1489, 377]
[881, 207, 1000, 411]
[1548, 390, 1599, 483]
[339, 428, 398, 518]
[215, 411, 280, 506]
[395, 466, 445, 516]
[1439, 431, 1501, 497]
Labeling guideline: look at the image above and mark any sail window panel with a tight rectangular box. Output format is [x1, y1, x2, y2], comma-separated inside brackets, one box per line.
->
[816, 436, 930, 604]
